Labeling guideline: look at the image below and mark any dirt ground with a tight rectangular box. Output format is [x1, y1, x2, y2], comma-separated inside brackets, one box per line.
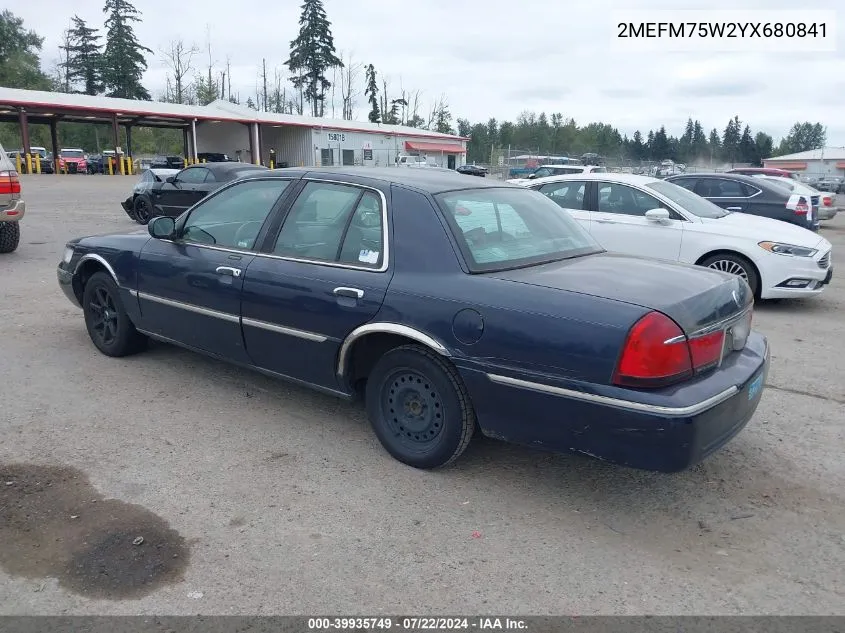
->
[1, 175, 843, 615]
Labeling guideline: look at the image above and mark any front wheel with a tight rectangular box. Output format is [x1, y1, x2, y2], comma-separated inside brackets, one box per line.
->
[700, 253, 760, 299]
[82, 271, 147, 357]
[365, 345, 476, 469]
[0, 221, 20, 253]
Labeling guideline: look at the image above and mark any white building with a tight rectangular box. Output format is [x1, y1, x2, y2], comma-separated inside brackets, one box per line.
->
[763, 147, 845, 178]
[0, 87, 468, 170]
[199, 99, 468, 169]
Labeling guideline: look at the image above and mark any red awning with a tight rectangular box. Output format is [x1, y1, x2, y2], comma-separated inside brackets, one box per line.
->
[405, 141, 465, 153]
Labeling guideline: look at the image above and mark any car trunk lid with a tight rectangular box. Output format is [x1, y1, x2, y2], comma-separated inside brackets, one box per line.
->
[486, 252, 753, 337]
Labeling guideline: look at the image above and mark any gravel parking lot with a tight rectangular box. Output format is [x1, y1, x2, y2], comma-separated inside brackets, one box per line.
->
[2, 175, 844, 615]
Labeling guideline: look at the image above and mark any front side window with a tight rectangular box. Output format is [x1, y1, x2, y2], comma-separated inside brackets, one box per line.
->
[435, 187, 601, 272]
[181, 179, 290, 249]
[597, 183, 664, 216]
[537, 180, 586, 210]
[273, 182, 385, 268]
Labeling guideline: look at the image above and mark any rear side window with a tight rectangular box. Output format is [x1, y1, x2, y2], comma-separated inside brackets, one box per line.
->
[537, 180, 587, 210]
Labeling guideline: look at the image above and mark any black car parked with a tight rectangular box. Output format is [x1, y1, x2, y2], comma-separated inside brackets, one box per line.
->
[456, 164, 488, 177]
[121, 162, 269, 224]
[664, 173, 819, 231]
[149, 155, 185, 170]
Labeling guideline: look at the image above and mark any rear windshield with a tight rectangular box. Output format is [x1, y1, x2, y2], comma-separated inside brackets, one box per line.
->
[645, 180, 730, 219]
[61, 150, 84, 158]
[435, 187, 602, 273]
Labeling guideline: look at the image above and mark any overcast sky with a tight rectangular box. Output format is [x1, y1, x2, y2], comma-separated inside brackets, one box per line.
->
[13, 0, 845, 144]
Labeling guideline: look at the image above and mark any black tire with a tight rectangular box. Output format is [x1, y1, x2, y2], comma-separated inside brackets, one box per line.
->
[365, 344, 476, 469]
[133, 195, 154, 225]
[0, 221, 21, 254]
[82, 271, 147, 357]
[700, 253, 760, 299]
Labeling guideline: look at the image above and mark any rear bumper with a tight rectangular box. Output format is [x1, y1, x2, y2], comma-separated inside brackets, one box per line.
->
[457, 333, 769, 473]
[818, 207, 838, 220]
[1, 199, 25, 221]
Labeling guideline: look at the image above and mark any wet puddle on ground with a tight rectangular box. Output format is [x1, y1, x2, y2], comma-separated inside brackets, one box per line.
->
[0, 463, 189, 599]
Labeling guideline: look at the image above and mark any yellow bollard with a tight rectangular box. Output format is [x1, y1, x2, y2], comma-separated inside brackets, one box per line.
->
[183, 158, 188, 168]
[269, 159, 274, 169]
[108, 157, 114, 175]
[15, 154, 22, 173]
[25, 153, 32, 175]
[119, 156, 126, 175]
[202, 158, 206, 164]
[35, 154, 41, 174]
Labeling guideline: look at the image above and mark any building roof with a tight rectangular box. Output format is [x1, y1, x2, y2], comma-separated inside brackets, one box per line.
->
[765, 147, 845, 161]
[0, 87, 467, 142]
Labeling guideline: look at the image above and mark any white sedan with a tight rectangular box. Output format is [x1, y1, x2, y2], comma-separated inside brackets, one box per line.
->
[525, 173, 833, 299]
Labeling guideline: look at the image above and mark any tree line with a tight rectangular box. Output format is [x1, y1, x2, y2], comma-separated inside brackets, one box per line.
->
[0, 2, 830, 163]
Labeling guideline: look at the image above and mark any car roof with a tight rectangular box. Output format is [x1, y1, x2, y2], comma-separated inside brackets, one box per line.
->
[192, 162, 270, 174]
[264, 166, 519, 193]
[525, 172, 662, 187]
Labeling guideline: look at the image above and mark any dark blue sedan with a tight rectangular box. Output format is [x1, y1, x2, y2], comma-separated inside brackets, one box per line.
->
[57, 167, 770, 471]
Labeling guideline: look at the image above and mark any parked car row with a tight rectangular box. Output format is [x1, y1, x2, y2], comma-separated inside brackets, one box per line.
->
[522, 172, 832, 300]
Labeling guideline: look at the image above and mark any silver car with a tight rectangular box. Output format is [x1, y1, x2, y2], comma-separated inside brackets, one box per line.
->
[0, 142, 26, 253]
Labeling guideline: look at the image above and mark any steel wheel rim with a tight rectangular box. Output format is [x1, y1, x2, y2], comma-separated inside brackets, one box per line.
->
[380, 369, 445, 452]
[87, 285, 119, 346]
[707, 259, 748, 280]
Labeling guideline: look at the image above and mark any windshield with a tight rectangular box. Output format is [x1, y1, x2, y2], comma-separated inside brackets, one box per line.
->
[61, 150, 84, 158]
[645, 180, 730, 219]
[435, 187, 602, 273]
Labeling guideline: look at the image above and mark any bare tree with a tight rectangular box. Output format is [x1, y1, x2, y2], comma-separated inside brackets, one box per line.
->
[339, 50, 361, 121]
[261, 59, 269, 111]
[407, 89, 423, 127]
[161, 39, 198, 104]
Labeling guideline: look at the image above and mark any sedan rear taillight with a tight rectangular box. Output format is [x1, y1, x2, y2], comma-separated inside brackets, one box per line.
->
[822, 196, 833, 207]
[0, 170, 21, 197]
[613, 311, 727, 389]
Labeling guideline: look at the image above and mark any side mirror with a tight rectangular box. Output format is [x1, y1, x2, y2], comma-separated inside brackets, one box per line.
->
[166, 176, 176, 184]
[644, 208, 671, 222]
[148, 216, 176, 239]
[526, 174, 537, 179]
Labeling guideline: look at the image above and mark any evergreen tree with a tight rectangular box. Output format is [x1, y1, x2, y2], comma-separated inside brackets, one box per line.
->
[101, 0, 152, 100]
[721, 115, 742, 163]
[61, 15, 103, 95]
[754, 132, 773, 165]
[708, 128, 721, 161]
[691, 120, 708, 159]
[738, 125, 756, 164]
[630, 130, 646, 160]
[364, 64, 380, 123]
[679, 117, 694, 161]
[650, 125, 670, 159]
[285, 0, 343, 117]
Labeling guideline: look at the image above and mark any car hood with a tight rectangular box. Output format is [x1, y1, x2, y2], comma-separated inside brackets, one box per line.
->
[701, 212, 826, 248]
[487, 253, 753, 335]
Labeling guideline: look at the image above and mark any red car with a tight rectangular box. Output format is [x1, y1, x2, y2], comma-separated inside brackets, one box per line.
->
[58, 148, 88, 174]
[727, 167, 799, 180]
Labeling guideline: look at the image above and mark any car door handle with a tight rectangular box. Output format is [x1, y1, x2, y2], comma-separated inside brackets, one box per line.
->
[595, 219, 617, 224]
[333, 287, 364, 299]
[726, 207, 743, 211]
[216, 266, 242, 277]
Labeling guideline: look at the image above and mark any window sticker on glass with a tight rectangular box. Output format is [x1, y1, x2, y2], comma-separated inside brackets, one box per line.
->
[359, 249, 380, 264]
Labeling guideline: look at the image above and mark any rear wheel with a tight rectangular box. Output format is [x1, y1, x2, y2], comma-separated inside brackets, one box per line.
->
[0, 221, 20, 253]
[82, 271, 147, 357]
[700, 253, 760, 298]
[133, 195, 154, 225]
[365, 345, 475, 469]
